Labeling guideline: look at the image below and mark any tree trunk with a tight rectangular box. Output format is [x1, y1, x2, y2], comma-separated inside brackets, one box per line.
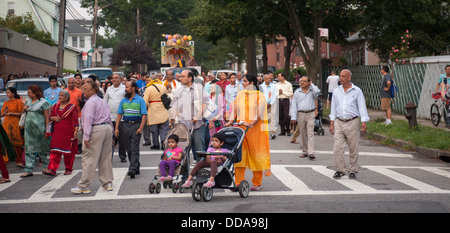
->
[261, 36, 268, 74]
[284, 33, 292, 81]
[245, 35, 257, 74]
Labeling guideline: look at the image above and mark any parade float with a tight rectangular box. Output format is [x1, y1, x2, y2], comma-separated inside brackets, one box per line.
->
[161, 33, 195, 68]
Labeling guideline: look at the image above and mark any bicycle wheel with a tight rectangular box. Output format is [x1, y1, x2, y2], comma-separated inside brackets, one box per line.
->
[430, 103, 440, 126]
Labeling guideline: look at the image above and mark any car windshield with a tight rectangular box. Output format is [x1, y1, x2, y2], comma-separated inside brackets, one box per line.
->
[82, 70, 113, 80]
[7, 81, 52, 92]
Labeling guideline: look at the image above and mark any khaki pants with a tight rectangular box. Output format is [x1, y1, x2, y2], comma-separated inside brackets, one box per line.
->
[77, 124, 114, 189]
[333, 118, 360, 174]
[297, 111, 315, 155]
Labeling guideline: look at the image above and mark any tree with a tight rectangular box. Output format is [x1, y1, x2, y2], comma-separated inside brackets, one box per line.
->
[110, 41, 157, 72]
[263, 0, 360, 84]
[0, 13, 54, 46]
[359, 0, 450, 61]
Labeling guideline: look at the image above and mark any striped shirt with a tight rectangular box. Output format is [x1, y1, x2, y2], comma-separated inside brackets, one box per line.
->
[117, 94, 147, 122]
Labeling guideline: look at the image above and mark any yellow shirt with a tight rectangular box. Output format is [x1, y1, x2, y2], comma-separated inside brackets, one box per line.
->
[143, 84, 169, 125]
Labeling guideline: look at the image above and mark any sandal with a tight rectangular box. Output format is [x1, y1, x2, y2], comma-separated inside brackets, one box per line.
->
[308, 154, 316, 160]
[0, 179, 11, 184]
[20, 173, 33, 178]
[64, 170, 72, 175]
[299, 153, 308, 158]
[43, 170, 56, 176]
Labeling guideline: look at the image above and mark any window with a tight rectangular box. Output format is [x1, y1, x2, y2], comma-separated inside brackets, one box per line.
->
[72, 36, 78, 47]
[7, 2, 15, 15]
[79, 36, 85, 48]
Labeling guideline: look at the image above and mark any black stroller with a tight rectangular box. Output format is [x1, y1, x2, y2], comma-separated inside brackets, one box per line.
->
[148, 123, 192, 194]
[314, 94, 325, 135]
[191, 125, 250, 202]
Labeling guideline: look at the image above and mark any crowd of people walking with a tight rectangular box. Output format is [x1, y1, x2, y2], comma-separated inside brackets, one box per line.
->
[0, 68, 372, 191]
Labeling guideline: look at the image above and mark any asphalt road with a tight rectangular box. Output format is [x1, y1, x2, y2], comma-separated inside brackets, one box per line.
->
[1, 124, 450, 215]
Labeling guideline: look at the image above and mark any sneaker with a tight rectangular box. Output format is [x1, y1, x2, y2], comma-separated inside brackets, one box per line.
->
[204, 180, 215, 188]
[165, 176, 173, 181]
[159, 177, 165, 182]
[182, 180, 193, 188]
[385, 120, 392, 125]
[251, 185, 262, 191]
[349, 172, 357, 179]
[71, 186, 91, 194]
[104, 183, 113, 192]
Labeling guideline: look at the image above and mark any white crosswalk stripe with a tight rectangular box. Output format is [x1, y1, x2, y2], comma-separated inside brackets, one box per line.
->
[1, 163, 449, 204]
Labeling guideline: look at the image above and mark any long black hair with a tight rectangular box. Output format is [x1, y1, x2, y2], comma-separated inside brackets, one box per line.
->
[7, 87, 20, 99]
[245, 73, 259, 90]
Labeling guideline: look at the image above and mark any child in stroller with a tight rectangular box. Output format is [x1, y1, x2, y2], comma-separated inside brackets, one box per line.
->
[159, 134, 182, 181]
[182, 133, 228, 188]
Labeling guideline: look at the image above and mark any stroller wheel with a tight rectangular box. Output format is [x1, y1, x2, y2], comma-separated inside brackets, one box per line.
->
[148, 183, 155, 194]
[155, 183, 161, 194]
[179, 185, 185, 193]
[321, 128, 325, 135]
[192, 182, 202, 201]
[201, 186, 213, 202]
[172, 183, 179, 193]
[238, 180, 250, 198]
[163, 181, 168, 189]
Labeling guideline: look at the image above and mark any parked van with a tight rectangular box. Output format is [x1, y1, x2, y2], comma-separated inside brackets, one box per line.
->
[81, 67, 113, 81]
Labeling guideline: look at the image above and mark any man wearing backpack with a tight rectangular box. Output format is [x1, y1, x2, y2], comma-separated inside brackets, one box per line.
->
[143, 78, 170, 150]
[380, 66, 392, 125]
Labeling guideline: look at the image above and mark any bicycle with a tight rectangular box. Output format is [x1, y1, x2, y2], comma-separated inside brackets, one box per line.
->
[430, 92, 449, 126]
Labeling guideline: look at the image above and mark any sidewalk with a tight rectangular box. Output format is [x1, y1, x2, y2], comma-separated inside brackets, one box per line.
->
[323, 108, 450, 162]
[367, 108, 450, 132]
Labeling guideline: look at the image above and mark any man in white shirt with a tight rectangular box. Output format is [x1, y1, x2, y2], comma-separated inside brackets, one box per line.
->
[260, 74, 278, 139]
[326, 71, 339, 109]
[103, 73, 127, 162]
[275, 73, 293, 136]
[329, 69, 369, 180]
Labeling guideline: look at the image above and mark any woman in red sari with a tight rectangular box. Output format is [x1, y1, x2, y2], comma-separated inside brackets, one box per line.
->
[44, 90, 79, 176]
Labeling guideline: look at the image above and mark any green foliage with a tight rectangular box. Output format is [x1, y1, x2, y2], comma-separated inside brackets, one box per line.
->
[0, 13, 54, 46]
[366, 119, 450, 151]
[360, 0, 450, 61]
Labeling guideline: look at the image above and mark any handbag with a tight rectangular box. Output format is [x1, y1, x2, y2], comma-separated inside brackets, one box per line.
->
[19, 111, 26, 127]
[203, 98, 219, 121]
[152, 84, 172, 109]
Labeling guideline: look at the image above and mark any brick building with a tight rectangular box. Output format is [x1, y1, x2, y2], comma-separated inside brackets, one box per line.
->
[0, 27, 57, 80]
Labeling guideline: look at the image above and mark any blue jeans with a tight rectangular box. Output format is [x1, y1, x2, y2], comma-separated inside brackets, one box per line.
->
[191, 124, 206, 161]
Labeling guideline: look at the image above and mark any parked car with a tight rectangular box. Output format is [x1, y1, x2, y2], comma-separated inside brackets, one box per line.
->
[214, 69, 238, 80]
[81, 67, 113, 81]
[5, 78, 65, 95]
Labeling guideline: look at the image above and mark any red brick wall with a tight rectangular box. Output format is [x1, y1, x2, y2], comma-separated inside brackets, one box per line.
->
[0, 54, 57, 80]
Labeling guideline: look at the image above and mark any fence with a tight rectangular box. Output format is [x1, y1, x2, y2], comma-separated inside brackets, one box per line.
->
[330, 62, 450, 119]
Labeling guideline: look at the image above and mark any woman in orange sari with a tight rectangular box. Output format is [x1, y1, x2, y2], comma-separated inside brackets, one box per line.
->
[225, 73, 271, 191]
[1, 87, 24, 167]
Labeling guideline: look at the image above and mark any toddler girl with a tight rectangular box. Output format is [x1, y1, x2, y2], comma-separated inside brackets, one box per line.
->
[182, 132, 228, 188]
[159, 134, 182, 181]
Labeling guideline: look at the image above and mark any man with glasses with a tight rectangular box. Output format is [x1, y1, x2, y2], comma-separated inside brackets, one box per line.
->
[104, 74, 127, 162]
[170, 70, 209, 162]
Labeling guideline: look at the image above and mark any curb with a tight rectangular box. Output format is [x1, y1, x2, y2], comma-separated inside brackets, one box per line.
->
[322, 117, 450, 163]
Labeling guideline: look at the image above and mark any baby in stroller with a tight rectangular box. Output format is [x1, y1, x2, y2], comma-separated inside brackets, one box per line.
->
[182, 132, 228, 188]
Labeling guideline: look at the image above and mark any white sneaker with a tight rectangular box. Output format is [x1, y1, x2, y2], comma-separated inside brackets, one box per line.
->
[385, 119, 392, 125]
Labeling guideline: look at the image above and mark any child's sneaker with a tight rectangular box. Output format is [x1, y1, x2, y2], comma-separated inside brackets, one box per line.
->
[165, 176, 173, 181]
[182, 180, 193, 188]
[159, 177, 165, 182]
[204, 180, 215, 188]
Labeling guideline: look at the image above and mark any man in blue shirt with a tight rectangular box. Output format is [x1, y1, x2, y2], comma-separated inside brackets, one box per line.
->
[115, 81, 147, 178]
[43, 75, 63, 106]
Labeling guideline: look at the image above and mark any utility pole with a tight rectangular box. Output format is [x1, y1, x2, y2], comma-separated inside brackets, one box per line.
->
[91, 0, 98, 68]
[56, 0, 66, 77]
